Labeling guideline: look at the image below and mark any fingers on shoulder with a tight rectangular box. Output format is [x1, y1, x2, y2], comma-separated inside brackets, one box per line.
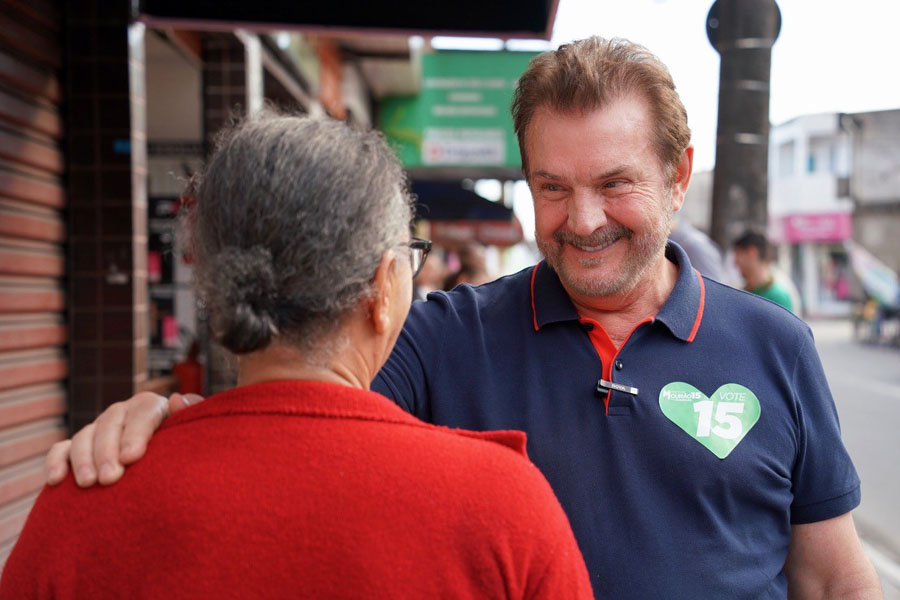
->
[44, 438, 72, 485]
[118, 392, 170, 465]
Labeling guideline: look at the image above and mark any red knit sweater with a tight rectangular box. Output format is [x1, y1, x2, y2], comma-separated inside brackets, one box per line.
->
[0, 380, 593, 599]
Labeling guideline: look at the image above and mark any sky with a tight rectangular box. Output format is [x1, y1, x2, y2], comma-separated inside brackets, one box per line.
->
[550, 0, 900, 172]
[456, 0, 900, 251]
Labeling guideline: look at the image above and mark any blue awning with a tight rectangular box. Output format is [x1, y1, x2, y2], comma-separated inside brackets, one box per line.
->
[411, 181, 513, 222]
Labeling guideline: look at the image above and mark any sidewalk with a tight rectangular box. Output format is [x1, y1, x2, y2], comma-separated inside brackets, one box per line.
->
[808, 318, 900, 598]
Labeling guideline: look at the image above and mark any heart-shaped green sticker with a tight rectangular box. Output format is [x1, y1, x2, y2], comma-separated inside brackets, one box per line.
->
[658, 382, 761, 459]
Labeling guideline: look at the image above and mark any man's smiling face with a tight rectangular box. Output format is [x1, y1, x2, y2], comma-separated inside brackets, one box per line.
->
[527, 94, 685, 300]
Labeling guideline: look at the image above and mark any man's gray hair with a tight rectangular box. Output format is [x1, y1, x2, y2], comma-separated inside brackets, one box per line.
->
[190, 111, 414, 355]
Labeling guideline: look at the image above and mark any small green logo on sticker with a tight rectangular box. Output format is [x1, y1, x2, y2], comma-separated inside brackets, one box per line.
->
[658, 382, 761, 459]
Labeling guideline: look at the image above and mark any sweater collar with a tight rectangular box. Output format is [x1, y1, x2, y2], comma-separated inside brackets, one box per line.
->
[163, 380, 529, 456]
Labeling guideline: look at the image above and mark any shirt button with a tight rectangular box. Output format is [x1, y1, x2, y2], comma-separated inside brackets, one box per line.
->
[615, 359, 624, 370]
[581, 322, 594, 331]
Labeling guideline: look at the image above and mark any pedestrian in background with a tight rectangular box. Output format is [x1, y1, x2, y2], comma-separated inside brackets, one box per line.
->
[444, 241, 492, 289]
[668, 216, 724, 280]
[412, 244, 446, 301]
[733, 227, 796, 312]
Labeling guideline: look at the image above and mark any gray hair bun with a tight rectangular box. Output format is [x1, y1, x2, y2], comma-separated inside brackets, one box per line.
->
[211, 247, 279, 354]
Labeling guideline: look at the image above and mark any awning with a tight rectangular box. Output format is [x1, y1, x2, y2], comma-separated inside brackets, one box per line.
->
[411, 181, 523, 248]
[845, 241, 900, 308]
[411, 181, 512, 221]
[138, 0, 559, 40]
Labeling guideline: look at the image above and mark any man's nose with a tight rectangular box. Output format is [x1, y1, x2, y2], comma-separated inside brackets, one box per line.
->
[566, 191, 607, 237]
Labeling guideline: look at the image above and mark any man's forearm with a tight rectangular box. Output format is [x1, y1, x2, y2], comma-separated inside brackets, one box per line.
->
[788, 564, 882, 599]
[785, 515, 882, 600]
[820, 575, 882, 600]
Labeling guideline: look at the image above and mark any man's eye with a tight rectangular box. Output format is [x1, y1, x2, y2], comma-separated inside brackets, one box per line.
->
[603, 180, 633, 194]
[542, 183, 562, 192]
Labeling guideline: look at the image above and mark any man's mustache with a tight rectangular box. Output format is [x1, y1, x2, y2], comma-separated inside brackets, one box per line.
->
[552, 224, 633, 247]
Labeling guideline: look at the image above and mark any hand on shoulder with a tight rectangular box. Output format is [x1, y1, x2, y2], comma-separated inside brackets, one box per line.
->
[45, 391, 204, 487]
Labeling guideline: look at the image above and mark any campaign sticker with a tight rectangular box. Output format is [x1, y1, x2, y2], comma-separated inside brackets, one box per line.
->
[659, 382, 761, 459]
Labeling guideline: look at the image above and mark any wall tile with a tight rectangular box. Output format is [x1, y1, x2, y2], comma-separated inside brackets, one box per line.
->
[100, 278, 133, 307]
[72, 239, 100, 272]
[96, 25, 127, 59]
[100, 204, 132, 236]
[100, 379, 134, 405]
[72, 275, 100, 307]
[71, 345, 99, 376]
[100, 344, 133, 373]
[68, 133, 97, 166]
[71, 205, 100, 237]
[100, 310, 133, 341]
[68, 169, 97, 202]
[72, 311, 99, 342]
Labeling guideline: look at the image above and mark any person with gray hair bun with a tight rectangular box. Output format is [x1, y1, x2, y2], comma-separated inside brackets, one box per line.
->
[1, 112, 593, 599]
[191, 112, 415, 358]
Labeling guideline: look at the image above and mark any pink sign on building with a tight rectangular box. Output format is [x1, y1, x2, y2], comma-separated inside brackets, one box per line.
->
[780, 213, 853, 243]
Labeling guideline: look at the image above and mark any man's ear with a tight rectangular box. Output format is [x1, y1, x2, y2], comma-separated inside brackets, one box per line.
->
[670, 146, 694, 213]
[370, 249, 397, 335]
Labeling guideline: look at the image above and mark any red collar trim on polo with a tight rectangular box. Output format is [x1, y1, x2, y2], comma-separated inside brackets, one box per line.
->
[163, 380, 529, 456]
[530, 263, 540, 331]
[687, 269, 706, 343]
[529, 242, 707, 342]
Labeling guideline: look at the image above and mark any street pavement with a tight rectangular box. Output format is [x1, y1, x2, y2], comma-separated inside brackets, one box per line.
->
[809, 318, 900, 597]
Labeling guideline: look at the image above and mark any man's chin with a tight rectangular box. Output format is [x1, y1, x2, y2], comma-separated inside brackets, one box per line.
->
[540, 242, 635, 297]
[555, 261, 630, 299]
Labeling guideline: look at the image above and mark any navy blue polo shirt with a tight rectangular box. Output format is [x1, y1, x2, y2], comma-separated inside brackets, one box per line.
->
[373, 242, 860, 600]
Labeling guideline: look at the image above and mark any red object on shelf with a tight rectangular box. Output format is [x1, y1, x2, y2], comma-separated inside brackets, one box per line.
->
[173, 342, 204, 395]
[148, 251, 162, 283]
[162, 316, 179, 348]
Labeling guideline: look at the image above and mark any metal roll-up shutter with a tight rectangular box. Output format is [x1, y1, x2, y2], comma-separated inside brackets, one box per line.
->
[0, 0, 66, 567]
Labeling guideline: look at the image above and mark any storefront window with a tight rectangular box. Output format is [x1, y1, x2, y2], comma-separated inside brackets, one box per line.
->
[817, 245, 853, 311]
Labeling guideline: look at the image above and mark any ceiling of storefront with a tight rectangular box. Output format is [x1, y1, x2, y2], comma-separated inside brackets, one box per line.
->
[138, 0, 558, 40]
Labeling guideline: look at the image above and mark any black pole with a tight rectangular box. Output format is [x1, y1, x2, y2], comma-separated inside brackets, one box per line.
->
[707, 0, 781, 250]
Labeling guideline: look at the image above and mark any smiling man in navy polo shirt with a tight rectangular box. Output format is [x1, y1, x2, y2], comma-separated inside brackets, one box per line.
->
[372, 38, 878, 599]
[52, 37, 879, 599]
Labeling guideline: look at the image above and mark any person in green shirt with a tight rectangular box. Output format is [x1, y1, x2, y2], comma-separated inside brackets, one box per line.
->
[733, 228, 795, 312]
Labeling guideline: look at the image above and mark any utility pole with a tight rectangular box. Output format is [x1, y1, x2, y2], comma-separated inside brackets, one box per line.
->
[707, 0, 781, 250]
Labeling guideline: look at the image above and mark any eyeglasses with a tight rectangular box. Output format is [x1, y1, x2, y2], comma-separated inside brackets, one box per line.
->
[408, 238, 432, 279]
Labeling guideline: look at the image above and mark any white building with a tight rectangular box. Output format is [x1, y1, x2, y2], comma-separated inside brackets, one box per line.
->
[768, 113, 856, 316]
[769, 109, 900, 316]
[682, 110, 900, 315]
[842, 110, 900, 276]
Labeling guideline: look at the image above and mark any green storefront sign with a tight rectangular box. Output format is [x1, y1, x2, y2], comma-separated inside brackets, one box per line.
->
[380, 51, 538, 170]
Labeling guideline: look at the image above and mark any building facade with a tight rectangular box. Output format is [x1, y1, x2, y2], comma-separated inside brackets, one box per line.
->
[768, 112, 855, 316]
[843, 110, 900, 276]
[768, 109, 900, 316]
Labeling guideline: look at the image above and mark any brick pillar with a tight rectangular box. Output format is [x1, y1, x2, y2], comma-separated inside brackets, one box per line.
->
[200, 33, 264, 393]
[65, 3, 148, 432]
[202, 33, 264, 151]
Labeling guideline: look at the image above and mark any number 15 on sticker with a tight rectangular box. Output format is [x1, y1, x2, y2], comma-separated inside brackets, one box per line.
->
[694, 401, 744, 439]
[658, 382, 761, 459]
